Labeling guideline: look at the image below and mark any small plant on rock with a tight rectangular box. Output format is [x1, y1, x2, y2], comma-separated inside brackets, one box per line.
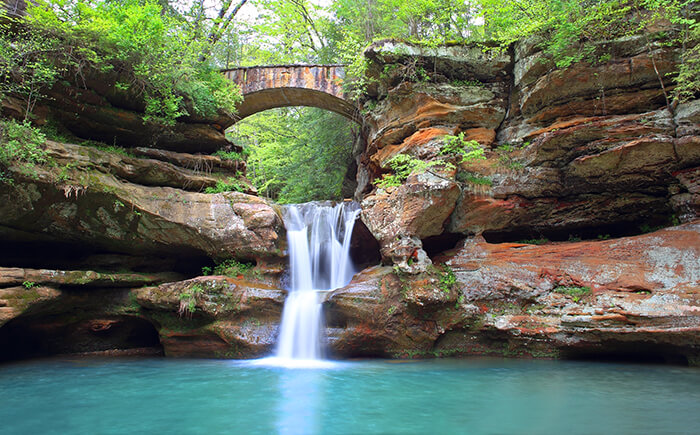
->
[213, 150, 244, 161]
[429, 264, 458, 294]
[179, 283, 203, 316]
[553, 285, 591, 302]
[212, 259, 254, 278]
[456, 171, 493, 186]
[440, 133, 485, 163]
[373, 154, 447, 189]
[516, 238, 549, 245]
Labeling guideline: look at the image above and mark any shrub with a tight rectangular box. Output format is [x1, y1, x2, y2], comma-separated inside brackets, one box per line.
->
[204, 178, 244, 194]
[207, 259, 254, 277]
[20, 0, 242, 125]
[440, 133, 486, 163]
[373, 154, 448, 189]
[0, 119, 49, 182]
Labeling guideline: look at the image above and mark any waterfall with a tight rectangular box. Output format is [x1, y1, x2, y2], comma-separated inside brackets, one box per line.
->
[274, 201, 360, 362]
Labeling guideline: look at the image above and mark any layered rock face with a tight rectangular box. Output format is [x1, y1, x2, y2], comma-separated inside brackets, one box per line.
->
[326, 222, 700, 364]
[342, 37, 699, 364]
[0, 139, 287, 361]
[357, 39, 700, 268]
[0, 141, 280, 262]
[1, 35, 698, 364]
[0, 75, 236, 154]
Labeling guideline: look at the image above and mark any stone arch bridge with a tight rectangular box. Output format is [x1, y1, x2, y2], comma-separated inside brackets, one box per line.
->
[222, 65, 360, 123]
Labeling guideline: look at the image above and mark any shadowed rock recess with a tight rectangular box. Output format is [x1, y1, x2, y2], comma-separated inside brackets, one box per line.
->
[0, 35, 698, 364]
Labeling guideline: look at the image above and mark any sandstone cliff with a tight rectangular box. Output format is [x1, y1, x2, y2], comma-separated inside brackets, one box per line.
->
[0, 34, 698, 364]
[356, 38, 699, 272]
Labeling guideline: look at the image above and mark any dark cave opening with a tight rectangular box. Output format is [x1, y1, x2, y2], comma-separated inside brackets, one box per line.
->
[481, 216, 678, 244]
[560, 344, 691, 366]
[0, 240, 212, 277]
[422, 232, 465, 258]
[349, 217, 382, 270]
[0, 314, 163, 363]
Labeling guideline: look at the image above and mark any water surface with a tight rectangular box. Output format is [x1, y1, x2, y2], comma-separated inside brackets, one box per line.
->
[1, 358, 698, 434]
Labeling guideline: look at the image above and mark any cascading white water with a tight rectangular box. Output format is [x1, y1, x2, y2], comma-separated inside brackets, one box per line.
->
[275, 201, 360, 362]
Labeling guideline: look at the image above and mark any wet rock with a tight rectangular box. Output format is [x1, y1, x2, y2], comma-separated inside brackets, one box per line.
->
[325, 222, 700, 363]
[135, 276, 285, 358]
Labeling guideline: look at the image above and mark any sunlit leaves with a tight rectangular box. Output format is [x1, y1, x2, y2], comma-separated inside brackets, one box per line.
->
[19, 0, 241, 125]
[229, 107, 356, 203]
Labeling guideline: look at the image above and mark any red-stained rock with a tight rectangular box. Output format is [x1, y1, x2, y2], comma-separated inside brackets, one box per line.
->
[445, 108, 699, 235]
[372, 126, 455, 167]
[357, 37, 699, 244]
[365, 82, 507, 154]
[325, 222, 700, 363]
[361, 169, 460, 270]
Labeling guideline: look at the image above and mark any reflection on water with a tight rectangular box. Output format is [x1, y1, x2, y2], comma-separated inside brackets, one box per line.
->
[276, 369, 326, 435]
[0, 358, 698, 435]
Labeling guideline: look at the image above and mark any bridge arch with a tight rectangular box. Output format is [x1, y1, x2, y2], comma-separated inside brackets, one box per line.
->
[223, 65, 361, 123]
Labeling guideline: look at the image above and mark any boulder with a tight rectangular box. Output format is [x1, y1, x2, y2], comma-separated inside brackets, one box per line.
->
[361, 169, 460, 269]
[135, 276, 285, 358]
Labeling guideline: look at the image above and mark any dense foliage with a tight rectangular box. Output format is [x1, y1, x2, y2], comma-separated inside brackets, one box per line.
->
[0, 118, 48, 183]
[229, 107, 356, 203]
[1, 0, 242, 124]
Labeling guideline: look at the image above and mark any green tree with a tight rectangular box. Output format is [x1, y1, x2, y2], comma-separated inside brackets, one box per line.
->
[0, 16, 62, 119]
[6, 0, 242, 124]
[230, 107, 357, 203]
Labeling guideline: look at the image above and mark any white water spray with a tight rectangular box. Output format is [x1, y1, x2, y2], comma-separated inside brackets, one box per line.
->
[274, 201, 360, 363]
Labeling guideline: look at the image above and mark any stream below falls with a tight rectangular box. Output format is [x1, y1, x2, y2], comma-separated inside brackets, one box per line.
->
[1, 357, 699, 434]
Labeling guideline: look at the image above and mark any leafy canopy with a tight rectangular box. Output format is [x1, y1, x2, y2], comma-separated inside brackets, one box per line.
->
[229, 107, 356, 204]
[7, 0, 242, 125]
